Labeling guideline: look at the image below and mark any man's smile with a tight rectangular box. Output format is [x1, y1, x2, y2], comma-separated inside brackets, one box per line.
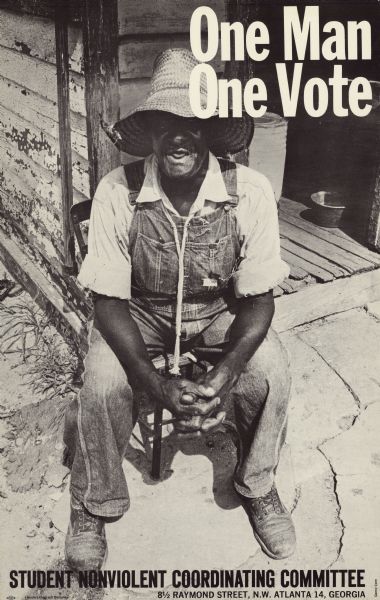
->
[164, 147, 196, 167]
[166, 147, 192, 159]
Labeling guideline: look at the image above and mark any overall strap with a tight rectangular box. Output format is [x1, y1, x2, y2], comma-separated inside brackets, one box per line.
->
[123, 159, 146, 205]
[217, 157, 239, 205]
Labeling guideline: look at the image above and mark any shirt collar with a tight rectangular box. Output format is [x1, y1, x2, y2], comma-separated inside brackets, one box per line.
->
[135, 152, 231, 215]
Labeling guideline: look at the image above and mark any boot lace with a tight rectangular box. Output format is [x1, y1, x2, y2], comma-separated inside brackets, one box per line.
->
[75, 504, 103, 534]
[256, 487, 283, 518]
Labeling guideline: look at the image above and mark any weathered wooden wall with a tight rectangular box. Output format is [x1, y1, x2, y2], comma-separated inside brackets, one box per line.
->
[0, 0, 227, 265]
[0, 1, 227, 333]
[0, 7, 89, 278]
[0, 0, 212, 267]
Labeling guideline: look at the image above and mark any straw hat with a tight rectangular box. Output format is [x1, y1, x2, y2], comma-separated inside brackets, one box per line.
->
[103, 48, 254, 157]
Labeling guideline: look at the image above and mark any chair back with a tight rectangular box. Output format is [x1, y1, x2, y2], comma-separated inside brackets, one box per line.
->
[70, 200, 92, 261]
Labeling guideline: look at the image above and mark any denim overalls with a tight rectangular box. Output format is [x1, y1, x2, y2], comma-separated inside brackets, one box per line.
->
[126, 158, 242, 371]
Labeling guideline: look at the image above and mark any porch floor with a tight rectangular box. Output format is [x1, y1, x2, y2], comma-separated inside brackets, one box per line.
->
[276, 196, 380, 297]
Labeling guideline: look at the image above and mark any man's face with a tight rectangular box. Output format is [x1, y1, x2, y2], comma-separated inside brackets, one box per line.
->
[147, 112, 209, 181]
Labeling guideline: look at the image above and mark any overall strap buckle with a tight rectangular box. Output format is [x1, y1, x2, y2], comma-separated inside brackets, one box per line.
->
[123, 159, 146, 205]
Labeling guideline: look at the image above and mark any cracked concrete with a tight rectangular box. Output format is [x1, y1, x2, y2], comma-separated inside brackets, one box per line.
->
[317, 446, 344, 567]
[282, 331, 360, 455]
[1, 305, 379, 599]
[298, 309, 380, 408]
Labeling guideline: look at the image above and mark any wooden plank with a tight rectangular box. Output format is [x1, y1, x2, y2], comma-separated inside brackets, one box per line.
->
[281, 246, 333, 283]
[0, 135, 61, 214]
[0, 8, 83, 73]
[118, 0, 226, 35]
[0, 131, 87, 207]
[0, 167, 62, 239]
[274, 268, 380, 333]
[0, 105, 90, 197]
[0, 183, 64, 264]
[0, 227, 85, 352]
[0, 45, 86, 116]
[0, 76, 87, 137]
[281, 213, 376, 272]
[0, 0, 81, 22]
[280, 278, 310, 294]
[55, 0, 75, 272]
[0, 196, 91, 320]
[82, 0, 120, 196]
[279, 279, 299, 294]
[279, 219, 371, 273]
[280, 239, 346, 281]
[0, 76, 88, 158]
[119, 37, 223, 80]
[286, 262, 309, 281]
[280, 197, 380, 265]
[0, 211, 63, 278]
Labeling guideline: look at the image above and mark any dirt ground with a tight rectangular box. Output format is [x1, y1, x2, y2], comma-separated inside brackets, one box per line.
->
[0, 271, 76, 596]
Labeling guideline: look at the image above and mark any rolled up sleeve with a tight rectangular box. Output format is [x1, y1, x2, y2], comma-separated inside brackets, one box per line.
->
[77, 174, 132, 299]
[233, 171, 289, 297]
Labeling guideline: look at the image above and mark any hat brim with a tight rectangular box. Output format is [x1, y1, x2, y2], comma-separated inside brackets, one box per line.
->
[104, 88, 254, 157]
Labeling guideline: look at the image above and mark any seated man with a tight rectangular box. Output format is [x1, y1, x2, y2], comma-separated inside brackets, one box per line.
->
[63, 48, 295, 570]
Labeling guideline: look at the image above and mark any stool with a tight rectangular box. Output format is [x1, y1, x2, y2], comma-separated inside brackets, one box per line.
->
[141, 352, 203, 480]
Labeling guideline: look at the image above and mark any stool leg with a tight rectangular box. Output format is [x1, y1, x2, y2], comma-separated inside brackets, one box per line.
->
[151, 402, 163, 480]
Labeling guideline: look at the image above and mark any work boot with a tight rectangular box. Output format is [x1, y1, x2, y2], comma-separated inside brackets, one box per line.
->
[240, 485, 296, 559]
[65, 496, 107, 571]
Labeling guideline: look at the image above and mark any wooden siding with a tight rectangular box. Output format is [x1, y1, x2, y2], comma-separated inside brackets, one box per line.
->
[0, 8, 89, 276]
[0, 9, 83, 73]
[117, 0, 226, 35]
[0, 46, 85, 114]
[0, 0, 80, 22]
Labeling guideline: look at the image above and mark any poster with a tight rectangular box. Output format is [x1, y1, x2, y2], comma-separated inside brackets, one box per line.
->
[0, 1, 379, 599]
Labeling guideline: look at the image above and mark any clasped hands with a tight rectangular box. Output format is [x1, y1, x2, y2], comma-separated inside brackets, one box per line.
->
[148, 365, 236, 437]
[174, 380, 225, 437]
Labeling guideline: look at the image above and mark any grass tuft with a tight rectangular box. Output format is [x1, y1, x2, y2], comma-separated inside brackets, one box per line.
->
[0, 295, 79, 399]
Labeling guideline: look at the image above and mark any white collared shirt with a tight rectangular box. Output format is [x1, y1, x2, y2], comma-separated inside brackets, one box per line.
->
[78, 152, 289, 299]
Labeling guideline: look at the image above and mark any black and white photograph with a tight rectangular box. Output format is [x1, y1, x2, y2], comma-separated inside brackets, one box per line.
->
[0, 1, 379, 599]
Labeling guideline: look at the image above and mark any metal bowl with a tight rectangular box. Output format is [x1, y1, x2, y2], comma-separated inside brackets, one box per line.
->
[310, 191, 346, 228]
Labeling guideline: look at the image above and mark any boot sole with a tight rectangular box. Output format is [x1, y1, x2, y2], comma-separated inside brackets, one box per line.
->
[65, 544, 108, 572]
[251, 526, 295, 560]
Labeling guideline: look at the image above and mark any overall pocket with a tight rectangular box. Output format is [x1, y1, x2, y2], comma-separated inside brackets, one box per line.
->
[187, 235, 238, 295]
[131, 233, 178, 295]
